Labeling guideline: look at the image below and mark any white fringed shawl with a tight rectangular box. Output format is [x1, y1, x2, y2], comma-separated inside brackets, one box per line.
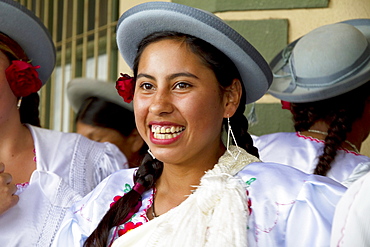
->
[112, 146, 260, 247]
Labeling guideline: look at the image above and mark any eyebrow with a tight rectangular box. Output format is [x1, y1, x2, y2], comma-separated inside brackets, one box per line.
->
[136, 72, 199, 81]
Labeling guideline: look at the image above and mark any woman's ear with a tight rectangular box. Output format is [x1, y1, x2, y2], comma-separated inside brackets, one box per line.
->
[223, 79, 242, 118]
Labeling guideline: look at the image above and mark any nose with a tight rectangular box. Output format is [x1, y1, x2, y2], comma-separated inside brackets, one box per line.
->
[148, 89, 174, 116]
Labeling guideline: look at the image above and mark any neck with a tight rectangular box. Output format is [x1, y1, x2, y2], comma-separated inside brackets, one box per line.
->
[152, 144, 226, 216]
[0, 121, 32, 157]
[301, 121, 361, 153]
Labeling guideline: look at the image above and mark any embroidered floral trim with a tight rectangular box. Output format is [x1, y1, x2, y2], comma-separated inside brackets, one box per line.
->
[5, 60, 42, 97]
[118, 221, 143, 236]
[116, 73, 135, 103]
[296, 132, 361, 156]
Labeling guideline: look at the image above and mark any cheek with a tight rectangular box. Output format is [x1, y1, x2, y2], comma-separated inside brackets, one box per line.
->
[133, 99, 149, 137]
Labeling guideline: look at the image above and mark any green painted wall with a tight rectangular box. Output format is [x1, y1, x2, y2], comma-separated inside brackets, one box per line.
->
[226, 19, 287, 63]
[173, 0, 329, 12]
[245, 103, 295, 136]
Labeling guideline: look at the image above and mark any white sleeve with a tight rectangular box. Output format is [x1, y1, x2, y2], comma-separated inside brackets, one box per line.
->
[331, 171, 370, 247]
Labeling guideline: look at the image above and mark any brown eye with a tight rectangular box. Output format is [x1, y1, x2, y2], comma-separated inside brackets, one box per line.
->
[174, 82, 191, 90]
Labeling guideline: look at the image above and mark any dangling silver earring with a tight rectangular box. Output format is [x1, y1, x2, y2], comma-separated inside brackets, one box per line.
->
[147, 149, 156, 159]
[17, 97, 23, 110]
[226, 116, 241, 160]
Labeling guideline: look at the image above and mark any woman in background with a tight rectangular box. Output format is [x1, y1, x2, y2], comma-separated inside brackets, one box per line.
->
[68, 78, 146, 168]
[253, 19, 370, 184]
[0, 0, 126, 245]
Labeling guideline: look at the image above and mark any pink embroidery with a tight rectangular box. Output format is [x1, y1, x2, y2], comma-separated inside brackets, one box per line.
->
[33, 148, 37, 162]
[73, 204, 93, 222]
[16, 182, 30, 194]
[254, 200, 296, 242]
[296, 132, 361, 156]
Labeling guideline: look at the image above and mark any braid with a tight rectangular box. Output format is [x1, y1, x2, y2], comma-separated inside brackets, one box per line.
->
[291, 81, 370, 176]
[314, 110, 351, 176]
[83, 154, 163, 247]
[291, 103, 318, 132]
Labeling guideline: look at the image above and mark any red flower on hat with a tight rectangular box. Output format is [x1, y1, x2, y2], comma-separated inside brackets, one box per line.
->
[116, 73, 135, 103]
[281, 100, 291, 110]
[5, 60, 42, 97]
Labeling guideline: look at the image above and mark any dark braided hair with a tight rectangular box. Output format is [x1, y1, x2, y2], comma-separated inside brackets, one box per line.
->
[84, 31, 259, 246]
[291, 81, 370, 176]
[19, 93, 41, 127]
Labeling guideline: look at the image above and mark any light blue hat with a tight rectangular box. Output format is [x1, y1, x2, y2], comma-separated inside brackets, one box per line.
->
[67, 78, 133, 113]
[116, 1, 272, 104]
[0, 0, 55, 84]
[269, 19, 370, 103]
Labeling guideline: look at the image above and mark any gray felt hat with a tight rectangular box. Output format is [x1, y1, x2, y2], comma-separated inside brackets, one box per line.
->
[116, 1, 272, 104]
[0, 0, 55, 85]
[269, 19, 370, 103]
[67, 78, 133, 113]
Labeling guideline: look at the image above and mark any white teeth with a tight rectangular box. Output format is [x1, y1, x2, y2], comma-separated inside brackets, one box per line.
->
[151, 125, 185, 139]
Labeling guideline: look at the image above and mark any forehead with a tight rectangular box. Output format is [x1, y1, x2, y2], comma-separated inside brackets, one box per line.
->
[138, 39, 208, 72]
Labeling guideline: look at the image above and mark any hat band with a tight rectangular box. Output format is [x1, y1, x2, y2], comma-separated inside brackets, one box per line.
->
[282, 41, 370, 93]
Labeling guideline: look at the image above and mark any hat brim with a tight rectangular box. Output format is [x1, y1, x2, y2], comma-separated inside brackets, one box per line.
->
[116, 1, 272, 104]
[269, 19, 370, 103]
[67, 78, 133, 113]
[0, 0, 55, 84]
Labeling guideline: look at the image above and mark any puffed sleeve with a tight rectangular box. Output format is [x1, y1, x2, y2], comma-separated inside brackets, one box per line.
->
[92, 142, 129, 186]
[52, 169, 135, 247]
[331, 170, 370, 247]
[240, 162, 346, 247]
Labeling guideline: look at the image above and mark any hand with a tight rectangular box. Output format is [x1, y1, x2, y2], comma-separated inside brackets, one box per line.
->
[0, 163, 19, 215]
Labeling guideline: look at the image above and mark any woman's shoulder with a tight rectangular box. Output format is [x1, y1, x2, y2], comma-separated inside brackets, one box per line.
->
[239, 162, 346, 246]
[69, 168, 136, 218]
[239, 161, 346, 194]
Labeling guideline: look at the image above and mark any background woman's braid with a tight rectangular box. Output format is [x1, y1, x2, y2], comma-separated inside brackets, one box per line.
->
[291, 81, 370, 176]
[83, 154, 163, 247]
[314, 110, 351, 175]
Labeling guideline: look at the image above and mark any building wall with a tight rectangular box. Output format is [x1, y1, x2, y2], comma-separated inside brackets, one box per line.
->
[118, 0, 370, 155]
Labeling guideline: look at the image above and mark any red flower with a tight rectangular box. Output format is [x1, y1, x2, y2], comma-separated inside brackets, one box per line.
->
[281, 100, 291, 110]
[118, 221, 143, 236]
[116, 73, 134, 103]
[5, 60, 42, 97]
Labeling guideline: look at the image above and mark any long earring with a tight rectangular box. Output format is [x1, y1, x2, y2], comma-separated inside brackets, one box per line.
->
[226, 116, 241, 160]
[17, 97, 22, 109]
[147, 149, 156, 159]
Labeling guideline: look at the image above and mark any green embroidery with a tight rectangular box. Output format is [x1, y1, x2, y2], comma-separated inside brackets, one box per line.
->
[245, 178, 256, 186]
[123, 183, 132, 193]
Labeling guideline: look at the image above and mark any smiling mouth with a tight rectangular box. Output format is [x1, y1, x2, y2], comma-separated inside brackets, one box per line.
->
[151, 125, 185, 139]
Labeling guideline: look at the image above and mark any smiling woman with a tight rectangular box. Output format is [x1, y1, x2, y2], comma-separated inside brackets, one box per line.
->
[52, 2, 347, 247]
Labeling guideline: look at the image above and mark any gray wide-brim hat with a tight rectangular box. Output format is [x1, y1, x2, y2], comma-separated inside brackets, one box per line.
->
[269, 19, 370, 103]
[67, 78, 133, 113]
[0, 0, 55, 84]
[116, 1, 272, 104]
